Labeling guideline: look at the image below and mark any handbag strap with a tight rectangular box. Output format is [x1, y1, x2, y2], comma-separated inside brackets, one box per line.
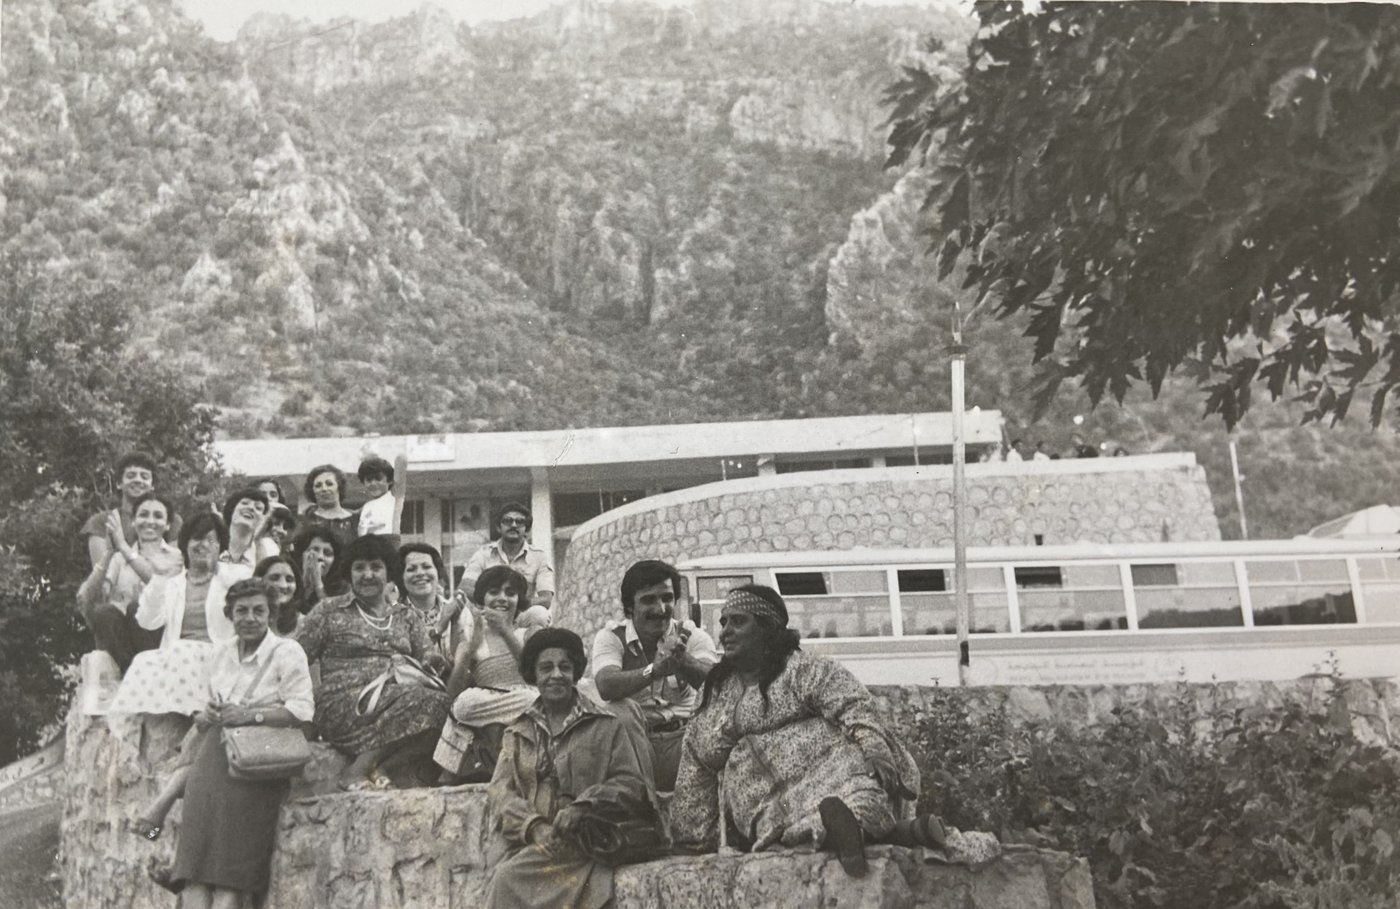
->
[235, 638, 284, 705]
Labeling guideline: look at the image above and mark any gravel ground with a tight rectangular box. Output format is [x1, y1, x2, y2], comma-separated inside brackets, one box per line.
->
[0, 802, 62, 909]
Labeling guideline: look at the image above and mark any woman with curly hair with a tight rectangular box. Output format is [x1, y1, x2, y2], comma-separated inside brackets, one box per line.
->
[295, 534, 449, 790]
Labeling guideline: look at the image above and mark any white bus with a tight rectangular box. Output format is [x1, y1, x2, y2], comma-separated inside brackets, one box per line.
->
[676, 538, 1400, 686]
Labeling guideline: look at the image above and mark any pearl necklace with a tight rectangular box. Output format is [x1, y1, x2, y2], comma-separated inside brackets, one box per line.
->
[355, 601, 394, 632]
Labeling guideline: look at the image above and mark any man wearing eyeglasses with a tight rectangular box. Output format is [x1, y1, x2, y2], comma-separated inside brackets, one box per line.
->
[458, 502, 555, 608]
[587, 559, 718, 790]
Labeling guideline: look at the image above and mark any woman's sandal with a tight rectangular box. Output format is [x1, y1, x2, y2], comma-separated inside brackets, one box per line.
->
[819, 796, 868, 878]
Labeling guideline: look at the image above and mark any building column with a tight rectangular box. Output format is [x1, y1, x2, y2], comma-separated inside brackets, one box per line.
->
[529, 467, 555, 570]
[757, 454, 777, 477]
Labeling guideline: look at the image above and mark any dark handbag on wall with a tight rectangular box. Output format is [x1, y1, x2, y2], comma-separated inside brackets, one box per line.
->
[568, 790, 670, 867]
[220, 640, 313, 780]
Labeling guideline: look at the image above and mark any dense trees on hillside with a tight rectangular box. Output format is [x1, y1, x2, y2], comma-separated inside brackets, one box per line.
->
[886, 2, 1400, 428]
[0, 259, 220, 761]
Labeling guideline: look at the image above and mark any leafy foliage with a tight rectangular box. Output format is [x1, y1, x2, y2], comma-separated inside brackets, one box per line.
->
[911, 675, 1400, 909]
[0, 258, 220, 762]
[887, 2, 1400, 427]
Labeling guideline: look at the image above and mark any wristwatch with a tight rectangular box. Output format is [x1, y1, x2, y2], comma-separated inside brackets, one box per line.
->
[254, 712, 266, 725]
[641, 664, 655, 680]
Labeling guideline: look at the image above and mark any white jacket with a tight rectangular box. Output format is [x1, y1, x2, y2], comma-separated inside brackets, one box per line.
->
[135, 562, 253, 647]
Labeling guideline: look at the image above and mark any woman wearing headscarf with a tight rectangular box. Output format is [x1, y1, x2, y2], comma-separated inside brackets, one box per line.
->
[669, 584, 941, 877]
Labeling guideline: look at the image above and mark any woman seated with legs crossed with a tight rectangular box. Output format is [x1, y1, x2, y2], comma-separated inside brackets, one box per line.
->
[295, 534, 450, 790]
[669, 584, 948, 877]
[433, 565, 548, 784]
[165, 577, 314, 908]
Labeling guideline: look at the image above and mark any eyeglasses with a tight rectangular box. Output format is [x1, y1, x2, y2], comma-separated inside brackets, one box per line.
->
[499, 517, 528, 527]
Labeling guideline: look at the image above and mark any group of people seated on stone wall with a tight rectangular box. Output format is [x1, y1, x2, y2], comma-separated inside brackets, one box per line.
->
[77, 451, 980, 909]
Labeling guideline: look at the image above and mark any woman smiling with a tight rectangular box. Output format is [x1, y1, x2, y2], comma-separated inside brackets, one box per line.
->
[484, 628, 658, 909]
[300, 464, 357, 547]
[77, 491, 183, 672]
[166, 577, 314, 907]
[108, 513, 253, 717]
[295, 535, 450, 790]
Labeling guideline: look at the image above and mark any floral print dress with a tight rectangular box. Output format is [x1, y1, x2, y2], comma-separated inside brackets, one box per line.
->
[669, 650, 919, 853]
[295, 593, 450, 753]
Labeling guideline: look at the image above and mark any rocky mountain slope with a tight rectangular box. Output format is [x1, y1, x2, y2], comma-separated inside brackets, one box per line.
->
[3, 0, 1396, 537]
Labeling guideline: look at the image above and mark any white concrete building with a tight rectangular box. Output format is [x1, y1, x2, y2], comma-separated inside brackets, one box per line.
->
[215, 411, 1005, 583]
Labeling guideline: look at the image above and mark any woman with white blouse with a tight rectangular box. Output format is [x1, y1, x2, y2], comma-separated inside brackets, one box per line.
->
[166, 577, 315, 907]
[107, 512, 253, 717]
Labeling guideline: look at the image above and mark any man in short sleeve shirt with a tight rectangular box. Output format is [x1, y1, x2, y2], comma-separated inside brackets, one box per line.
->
[589, 559, 718, 790]
[459, 503, 555, 607]
[82, 451, 183, 568]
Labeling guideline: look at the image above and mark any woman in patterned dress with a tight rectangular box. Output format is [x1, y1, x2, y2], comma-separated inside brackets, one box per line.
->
[296, 534, 450, 789]
[669, 584, 937, 877]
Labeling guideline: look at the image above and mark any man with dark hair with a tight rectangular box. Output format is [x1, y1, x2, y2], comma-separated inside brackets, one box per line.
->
[83, 451, 183, 569]
[587, 559, 718, 789]
[356, 452, 408, 541]
[459, 502, 555, 607]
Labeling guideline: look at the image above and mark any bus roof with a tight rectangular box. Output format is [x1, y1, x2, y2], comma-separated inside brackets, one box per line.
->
[675, 537, 1400, 571]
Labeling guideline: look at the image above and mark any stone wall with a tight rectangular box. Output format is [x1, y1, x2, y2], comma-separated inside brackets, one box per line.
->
[61, 674, 1398, 909]
[59, 694, 1095, 909]
[556, 454, 1219, 635]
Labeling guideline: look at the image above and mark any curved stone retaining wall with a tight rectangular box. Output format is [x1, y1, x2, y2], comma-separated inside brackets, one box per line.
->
[556, 454, 1219, 635]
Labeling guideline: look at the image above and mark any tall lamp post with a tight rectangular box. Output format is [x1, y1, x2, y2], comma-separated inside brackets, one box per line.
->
[949, 338, 970, 686]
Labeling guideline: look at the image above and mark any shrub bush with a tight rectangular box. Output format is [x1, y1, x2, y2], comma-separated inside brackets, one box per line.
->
[911, 677, 1400, 909]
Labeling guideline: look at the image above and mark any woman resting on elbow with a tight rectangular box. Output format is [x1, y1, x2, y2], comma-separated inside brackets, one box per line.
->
[433, 565, 547, 784]
[165, 577, 315, 908]
[669, 585, 947, 878]
[484, 627, 658, 909]
[295, 534, 450, 790]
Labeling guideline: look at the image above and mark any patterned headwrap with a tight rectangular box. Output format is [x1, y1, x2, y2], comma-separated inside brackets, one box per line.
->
[722, 588, 787, 627]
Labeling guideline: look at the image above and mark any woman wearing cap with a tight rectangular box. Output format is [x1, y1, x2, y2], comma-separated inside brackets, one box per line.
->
[669, 584, 941, 877]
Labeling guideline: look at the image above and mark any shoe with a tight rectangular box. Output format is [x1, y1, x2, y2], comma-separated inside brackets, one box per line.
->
[130, 818, 162, 841]
[819, 796, 868, 878]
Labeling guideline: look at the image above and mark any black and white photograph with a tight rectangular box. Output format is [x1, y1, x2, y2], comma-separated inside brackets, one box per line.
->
[1, 0, 1398, 906]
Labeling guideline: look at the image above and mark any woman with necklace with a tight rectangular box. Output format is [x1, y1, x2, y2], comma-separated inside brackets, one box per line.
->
[109, 512, 254, 718]
[396, 542, 456, 658]
[296, 534, 451, 790]
[299, 464, 357, 547]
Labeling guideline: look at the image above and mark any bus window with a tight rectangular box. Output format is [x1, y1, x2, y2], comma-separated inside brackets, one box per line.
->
[775, 570, 891, 638]
[775, 572, 828, 596]
[1246, 560, 1356, 626]
[1015, 566, 1063, 588]
[1020, 563, 1126, 632]
[1135, 560, 1242, 628]
[903, 566, 1009, 636]
[1130, 564, 1179, 586]
[1356, 558, 1400, 623]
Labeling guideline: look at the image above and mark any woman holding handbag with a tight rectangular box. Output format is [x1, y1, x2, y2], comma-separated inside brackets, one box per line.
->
[167, 577, 314, 907]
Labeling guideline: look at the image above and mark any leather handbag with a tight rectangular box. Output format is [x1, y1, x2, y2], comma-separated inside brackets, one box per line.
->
[354, 653, 446, 717]
[219, 640, 312, 780]
[223, 725, 312, 780]
[568, 790, 670, 867]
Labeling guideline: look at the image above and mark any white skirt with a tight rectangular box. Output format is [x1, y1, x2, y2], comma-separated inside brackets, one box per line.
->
[106, 639, 214, 717]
